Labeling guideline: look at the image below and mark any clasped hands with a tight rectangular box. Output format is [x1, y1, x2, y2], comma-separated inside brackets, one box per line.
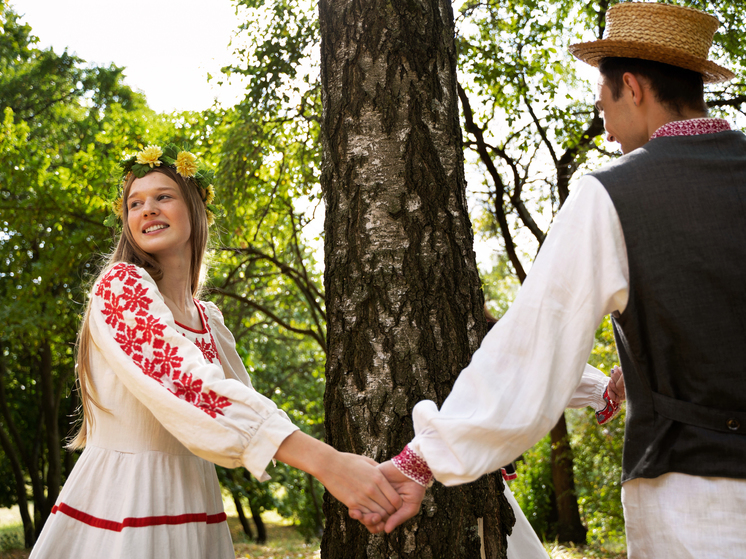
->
[321, 454, 427, 534]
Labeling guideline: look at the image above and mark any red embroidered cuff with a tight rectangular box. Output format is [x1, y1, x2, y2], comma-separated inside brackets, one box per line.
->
[501, 467, 518, 481]
[392, 445, 434, 487]
[595, 386, 621, 425]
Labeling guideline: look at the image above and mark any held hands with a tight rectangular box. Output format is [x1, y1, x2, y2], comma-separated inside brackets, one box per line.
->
[317, 452, 403, 534]
[349, 460, 427, 533]
[273, 432, 402, 534]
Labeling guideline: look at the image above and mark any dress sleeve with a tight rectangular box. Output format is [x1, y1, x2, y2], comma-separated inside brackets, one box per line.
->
[409, 176, 630, 486]
[567, 364, 609, 411]
[89, 263, 299, 480]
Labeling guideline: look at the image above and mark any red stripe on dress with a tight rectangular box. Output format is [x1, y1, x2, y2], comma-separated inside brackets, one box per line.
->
[52, 503, 227, 532]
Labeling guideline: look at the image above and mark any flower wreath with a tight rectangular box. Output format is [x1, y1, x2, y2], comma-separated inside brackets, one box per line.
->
[104, 144, 222, 228]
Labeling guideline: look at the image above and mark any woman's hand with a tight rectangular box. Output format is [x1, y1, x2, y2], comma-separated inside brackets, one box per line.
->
[274, 432, 402, 533]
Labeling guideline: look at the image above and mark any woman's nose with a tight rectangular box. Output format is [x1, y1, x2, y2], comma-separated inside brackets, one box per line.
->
[141, 199, 158, 215]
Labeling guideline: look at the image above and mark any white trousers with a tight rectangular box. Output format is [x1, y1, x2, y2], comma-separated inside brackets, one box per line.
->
[623, 473, 746, 559]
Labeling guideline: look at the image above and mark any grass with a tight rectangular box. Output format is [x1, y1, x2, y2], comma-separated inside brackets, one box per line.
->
[0, 507, 625, 559]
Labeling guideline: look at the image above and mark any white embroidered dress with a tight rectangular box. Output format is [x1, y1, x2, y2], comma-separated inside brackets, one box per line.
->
[30, 263, 298, 559]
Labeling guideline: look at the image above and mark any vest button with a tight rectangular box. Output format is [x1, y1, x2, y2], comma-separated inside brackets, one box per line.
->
[727, 418, 740, 431]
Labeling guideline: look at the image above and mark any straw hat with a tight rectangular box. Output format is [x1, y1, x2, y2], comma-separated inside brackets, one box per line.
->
[569, 2, 734, 83]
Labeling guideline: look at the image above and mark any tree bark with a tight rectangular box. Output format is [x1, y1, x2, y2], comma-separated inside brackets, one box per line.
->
[232, 493, 254, 540]
[319, 0, 513, 556]
[550, 414, 587, 544]
[0, 341, 36, 547]
[248, 498, 267, 544]
[38, 339, 60, 532]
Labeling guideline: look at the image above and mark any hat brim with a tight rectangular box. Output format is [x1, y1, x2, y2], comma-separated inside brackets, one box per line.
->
[569, 39, 735, 83]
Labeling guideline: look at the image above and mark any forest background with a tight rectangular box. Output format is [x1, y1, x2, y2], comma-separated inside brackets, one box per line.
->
[1, 0, 745, 555]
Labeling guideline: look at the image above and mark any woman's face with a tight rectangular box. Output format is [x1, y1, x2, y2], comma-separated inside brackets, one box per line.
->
[126, 172, 192, 261]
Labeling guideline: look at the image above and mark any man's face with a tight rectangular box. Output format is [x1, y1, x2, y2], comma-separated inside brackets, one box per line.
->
[596, 74, 648, 154]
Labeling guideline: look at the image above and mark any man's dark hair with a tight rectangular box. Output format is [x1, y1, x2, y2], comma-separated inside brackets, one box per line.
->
[598, 57, 707, 117]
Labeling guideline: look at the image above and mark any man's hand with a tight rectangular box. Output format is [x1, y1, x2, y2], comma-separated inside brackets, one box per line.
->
[608, 365, 625, 402]
[350, 460, 427, 533]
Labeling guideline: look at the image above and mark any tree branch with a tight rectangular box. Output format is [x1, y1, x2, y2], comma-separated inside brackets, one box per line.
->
[458, 82, 527, 282]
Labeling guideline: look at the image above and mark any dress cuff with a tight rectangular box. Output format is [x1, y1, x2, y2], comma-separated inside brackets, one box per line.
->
[595, 386, 621, 425]
[240, 411, 299, 481]
[392, 445, 434, 487]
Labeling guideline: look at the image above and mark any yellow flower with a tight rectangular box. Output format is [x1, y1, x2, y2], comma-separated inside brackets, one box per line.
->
[206, 209, 215, 226]
[112, 196, 124, 220]
[205, 184, 215, 205]
[175, 151, 198, 177]
[136, 145, 163, 168]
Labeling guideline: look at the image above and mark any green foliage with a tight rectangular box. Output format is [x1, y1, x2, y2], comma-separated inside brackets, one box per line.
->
[480, 252, 520, 319]
[510, 435, 555, 540]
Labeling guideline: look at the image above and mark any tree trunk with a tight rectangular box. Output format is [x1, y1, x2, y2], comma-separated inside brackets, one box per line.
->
[0, 341, 36, 547]
[307, 472, 324, 538]
[550, 414, 587, 544]
[232, 493, 254, 540]
[248, 498, 267, 544]
[38, 339, 60, 533]
[319, 0, 513, 556]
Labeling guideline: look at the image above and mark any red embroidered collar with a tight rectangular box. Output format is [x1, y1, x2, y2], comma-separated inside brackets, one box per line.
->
[650, 118, 730, 140]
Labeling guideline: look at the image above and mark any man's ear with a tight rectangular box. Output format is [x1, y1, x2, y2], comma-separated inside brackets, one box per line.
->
[622, 72, 644, 107]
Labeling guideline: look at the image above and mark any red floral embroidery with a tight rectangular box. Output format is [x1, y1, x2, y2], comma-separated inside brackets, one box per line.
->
[196, 302, 221, 365]
[134, 315, 166, 344]
[153, 343, 183, 378]
[650, 118, 730, 140]
[198, 390, 232, 418]
[140, 357, 166, 380]
[120, 282, 152, 316]
[101, 298, 126, 331]
[172, 372, 203, 404]
[392, 445, 434, 487]
[596, 387, 621, 425]
[195, 338, 219, 364]
[95, 263, 132, 297]
[115, 325, 144, 357]
[95, 264, 232, 418]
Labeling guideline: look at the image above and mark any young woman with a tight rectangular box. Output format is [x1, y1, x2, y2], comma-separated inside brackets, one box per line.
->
[30, 146, 400, 558]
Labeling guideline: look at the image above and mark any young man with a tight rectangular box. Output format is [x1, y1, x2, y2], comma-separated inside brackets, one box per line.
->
[356, 4, 746, 557]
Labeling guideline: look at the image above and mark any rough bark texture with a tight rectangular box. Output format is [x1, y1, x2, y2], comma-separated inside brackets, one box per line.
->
[319, 0, 513, 556]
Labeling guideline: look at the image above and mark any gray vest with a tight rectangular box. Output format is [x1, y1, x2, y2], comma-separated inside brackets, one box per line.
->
[590, 130, 746, 483]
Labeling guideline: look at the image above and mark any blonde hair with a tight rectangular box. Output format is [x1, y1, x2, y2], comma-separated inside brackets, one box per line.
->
[68, 167, 211, 450]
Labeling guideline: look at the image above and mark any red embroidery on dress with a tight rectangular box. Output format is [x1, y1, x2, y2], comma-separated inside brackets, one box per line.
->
[95, 264, 232, 417]
[172, 372, 204, 404]
[195, 338, 219, 363]
[195, 301, 221, 365]
[198, 390, 232, 418]
[52, 503, 226, 531]
[134, 315, 166, 344]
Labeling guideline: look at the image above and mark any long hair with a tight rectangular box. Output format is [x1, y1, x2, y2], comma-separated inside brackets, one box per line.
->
[68, 167, 210, 450]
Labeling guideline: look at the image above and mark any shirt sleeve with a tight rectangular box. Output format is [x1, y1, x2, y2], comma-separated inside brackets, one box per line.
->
[409, 176, 629, 486]
[89, 263, 299, 481]
[567, 364, 609, 411]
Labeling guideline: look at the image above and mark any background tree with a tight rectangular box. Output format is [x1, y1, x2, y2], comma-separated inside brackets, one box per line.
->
[319, 0, 513, 557]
